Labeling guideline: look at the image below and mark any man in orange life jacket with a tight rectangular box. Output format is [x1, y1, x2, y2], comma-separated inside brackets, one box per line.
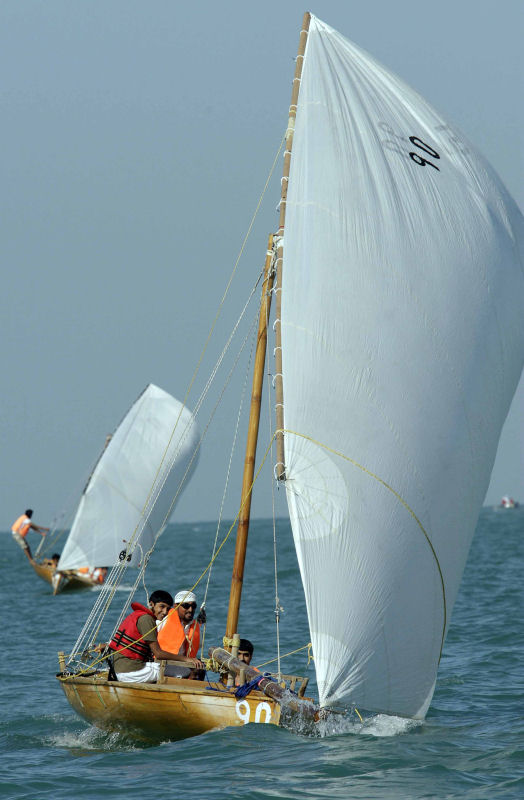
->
[157, 590, 206, 679]
[11, 509, 49, 561]
[109, 590, 204, 683]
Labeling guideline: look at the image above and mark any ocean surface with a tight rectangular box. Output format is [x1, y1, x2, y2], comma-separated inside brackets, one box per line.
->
[0, 508, 522, 799]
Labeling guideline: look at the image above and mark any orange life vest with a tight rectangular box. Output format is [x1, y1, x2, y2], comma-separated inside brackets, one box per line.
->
[12, 515, 31, 538]
[91, 567, 107, 584]
[75, 567, 106, 584]
[157, 609, 200, 657]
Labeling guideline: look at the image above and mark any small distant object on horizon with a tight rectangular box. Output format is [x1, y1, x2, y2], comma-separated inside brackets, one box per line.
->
[498, 495, 520, 509]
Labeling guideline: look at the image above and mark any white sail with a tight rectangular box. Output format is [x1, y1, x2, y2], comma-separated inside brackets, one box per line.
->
[58, 384, 199, 571]
[281, 17, 524, 718]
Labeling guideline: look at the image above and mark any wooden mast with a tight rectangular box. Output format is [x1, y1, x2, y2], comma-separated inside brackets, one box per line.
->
[274, 11, 311, 480]
[225, 13, 311, 642]
[225, 237, 276, 640]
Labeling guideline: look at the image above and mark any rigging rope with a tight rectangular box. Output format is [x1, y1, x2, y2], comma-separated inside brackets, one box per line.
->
[254, 641, 312, 670]
[68, 290, 262, 661]
[68, 426, 282, 668]
[200, 323, 258, 657]
[66, 134, 286, 665]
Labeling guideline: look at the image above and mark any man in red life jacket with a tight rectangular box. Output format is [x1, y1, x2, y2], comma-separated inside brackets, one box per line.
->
[11, 509, 49, 561]
[109, 590, 204, 683]
[157, 589, 206, 679]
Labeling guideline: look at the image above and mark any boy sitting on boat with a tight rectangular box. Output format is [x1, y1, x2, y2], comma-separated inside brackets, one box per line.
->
[109, 590, 204, 683]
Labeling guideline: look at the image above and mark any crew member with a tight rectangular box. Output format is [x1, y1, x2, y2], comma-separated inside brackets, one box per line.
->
[11, 509, 49, 561]
[74, 566, 108, 584]
[42, 553, 60, 569]
[157, 589, 206, 679]
[237, 639, 254, 666]
[108, 590, 204, 683]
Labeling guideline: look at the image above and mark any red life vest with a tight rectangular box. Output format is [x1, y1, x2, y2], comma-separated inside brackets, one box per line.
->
[157, 609, 200, 657]
[109, 603, 156, 662]
[12, 515, 31, 538]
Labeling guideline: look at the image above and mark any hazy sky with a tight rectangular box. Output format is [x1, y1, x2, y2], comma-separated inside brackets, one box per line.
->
[2, 0, 523, 527]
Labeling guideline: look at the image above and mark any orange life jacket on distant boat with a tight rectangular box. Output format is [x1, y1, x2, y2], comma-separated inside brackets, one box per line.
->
[75, 567, 107, 584]
[91, 567, 107, 584]
[12, 515, 31, 537]
[108, 603, 155, 662]
[157, 609, 200, 657]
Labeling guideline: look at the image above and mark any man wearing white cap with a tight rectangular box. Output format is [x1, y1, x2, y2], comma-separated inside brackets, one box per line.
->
[157, 589, 206, 679]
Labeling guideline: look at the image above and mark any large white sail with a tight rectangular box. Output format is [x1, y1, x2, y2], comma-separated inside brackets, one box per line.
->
[58, 384, 199, 571]
[281, 17, 524, 718]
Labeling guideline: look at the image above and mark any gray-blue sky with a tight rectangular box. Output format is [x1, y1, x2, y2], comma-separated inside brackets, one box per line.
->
[2, 0, 523, 526]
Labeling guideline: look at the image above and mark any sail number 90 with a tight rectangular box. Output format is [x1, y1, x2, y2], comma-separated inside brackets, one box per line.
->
[235, 699, 272, 725]
[409, 136, 440, 170]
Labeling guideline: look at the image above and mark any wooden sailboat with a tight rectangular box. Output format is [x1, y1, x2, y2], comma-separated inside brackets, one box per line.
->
[33, 383, 199, 594]
[30, 558, 104, 593]
[58, 240, 315, 739]
[57, 13, 524, 739]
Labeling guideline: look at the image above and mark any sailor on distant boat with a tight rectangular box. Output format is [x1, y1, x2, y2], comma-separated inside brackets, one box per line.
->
[500, 496, 519, 509]
[73, 566, 108, 584]
[42, 553, 60, 569]
[109, 590, 204, 683]
[11, 509, 49, 561]
[157, 590, 206, 679]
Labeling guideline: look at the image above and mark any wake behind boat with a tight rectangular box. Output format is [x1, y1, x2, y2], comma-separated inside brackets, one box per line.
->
[32, 383, 199, 593]
[57, 13, 524, 739]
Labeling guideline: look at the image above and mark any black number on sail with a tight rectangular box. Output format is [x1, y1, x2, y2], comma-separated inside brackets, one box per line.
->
[409, 136, 440, 171]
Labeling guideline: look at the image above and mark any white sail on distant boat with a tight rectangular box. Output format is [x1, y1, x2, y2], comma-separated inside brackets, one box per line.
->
[32, 384, 199, 593]
[57, 13, 524, 738]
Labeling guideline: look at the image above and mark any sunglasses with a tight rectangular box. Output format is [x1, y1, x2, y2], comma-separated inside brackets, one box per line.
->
[181, 602, 197, 610]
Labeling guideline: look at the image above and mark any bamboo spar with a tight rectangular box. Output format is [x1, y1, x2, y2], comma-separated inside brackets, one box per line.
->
[274, 11, 311, 480]
[225, 237, 276, 640]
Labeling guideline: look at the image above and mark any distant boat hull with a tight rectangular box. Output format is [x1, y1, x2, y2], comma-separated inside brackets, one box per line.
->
[58, 674, 281, 740]
[30, 560, 102, 594]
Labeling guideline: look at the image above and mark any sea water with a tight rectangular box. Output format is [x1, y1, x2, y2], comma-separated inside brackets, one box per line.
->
[0, 509, 522, 799]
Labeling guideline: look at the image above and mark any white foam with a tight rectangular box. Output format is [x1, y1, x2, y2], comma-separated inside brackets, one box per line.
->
[301, 709, 422, 739]
[360, 713, 422, 737]
[47, 725, 140, 752]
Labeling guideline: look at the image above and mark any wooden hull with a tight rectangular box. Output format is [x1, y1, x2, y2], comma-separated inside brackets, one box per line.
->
[30, 560, 100, 594]
[59, 673, 281, 740]
[30, 560, 55, 586]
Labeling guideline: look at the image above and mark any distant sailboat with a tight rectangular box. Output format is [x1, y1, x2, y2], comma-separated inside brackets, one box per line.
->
[57, 13, 524, 738]
[498, 495, 520, 510]
[32, 384, 199, 593]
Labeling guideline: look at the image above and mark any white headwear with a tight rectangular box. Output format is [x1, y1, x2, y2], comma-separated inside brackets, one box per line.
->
[174, 590, 197, 605]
